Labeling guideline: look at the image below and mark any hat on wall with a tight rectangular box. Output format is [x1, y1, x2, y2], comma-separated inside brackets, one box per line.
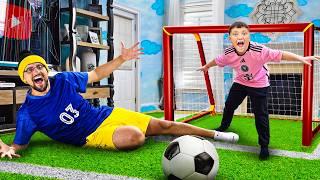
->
[18, 50, 49, 84]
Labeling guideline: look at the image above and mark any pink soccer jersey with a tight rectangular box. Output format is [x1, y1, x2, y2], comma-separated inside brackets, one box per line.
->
[215, 42, 282, 88]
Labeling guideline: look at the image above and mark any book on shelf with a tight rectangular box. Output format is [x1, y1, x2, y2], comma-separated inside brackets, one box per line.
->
[0, 82, 16, 88]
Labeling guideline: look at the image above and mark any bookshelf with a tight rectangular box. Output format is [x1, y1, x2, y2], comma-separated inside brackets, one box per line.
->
[61, 0, 114, 107]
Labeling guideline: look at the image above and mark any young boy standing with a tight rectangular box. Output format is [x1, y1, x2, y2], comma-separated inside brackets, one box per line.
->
[198, 21, 320, 160]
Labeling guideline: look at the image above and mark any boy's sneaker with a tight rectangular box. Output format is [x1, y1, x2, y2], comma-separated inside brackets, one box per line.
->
[259, 146, 269, 160]
[213, 131, 239, 143]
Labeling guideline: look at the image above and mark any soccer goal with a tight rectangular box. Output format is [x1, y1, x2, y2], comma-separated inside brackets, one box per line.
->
[162, 23, 320, 146]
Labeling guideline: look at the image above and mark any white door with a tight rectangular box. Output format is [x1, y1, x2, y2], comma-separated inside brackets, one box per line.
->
[113, 6, 139, 111]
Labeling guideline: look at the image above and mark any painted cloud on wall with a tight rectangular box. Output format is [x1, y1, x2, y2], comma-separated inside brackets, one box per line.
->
[312, 19, 320, 27]
[250, 33, 271, 43]
[297, 0, 308, 6]
[151, 0, 164, 16]
[141, 40, 162, 55]
[225, 4, 253, 18]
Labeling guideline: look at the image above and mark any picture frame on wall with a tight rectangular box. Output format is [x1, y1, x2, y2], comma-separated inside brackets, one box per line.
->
[88, 31, 100, 44]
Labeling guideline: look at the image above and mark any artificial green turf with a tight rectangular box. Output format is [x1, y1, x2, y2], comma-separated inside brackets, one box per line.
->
[144, 111, 320, 152]
[0, 132, 319, 179]
[0, 171, 55, 180]
[0, 111, 319, 179]
[186, 114, 320, 152]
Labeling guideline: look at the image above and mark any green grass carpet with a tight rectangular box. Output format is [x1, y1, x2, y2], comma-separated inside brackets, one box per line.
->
[189, 114, 320, 152]
[0, 112, 319, 179]
[149, 112, 320, 152]
[0, 132, 319, 179]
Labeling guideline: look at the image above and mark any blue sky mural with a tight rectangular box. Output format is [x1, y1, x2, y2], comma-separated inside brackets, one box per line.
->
[151, 0, 164, 16]
[141, 40, 162, 55]
[250, 33, 271, 43]
[297, 0, 308, 6]
[313, 19, 320, 27]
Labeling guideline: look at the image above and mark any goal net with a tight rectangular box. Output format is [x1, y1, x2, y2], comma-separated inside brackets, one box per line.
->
[162, 23, 320, 146]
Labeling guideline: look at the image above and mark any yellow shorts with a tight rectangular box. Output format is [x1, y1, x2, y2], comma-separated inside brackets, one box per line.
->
[84, 107, 152, 150]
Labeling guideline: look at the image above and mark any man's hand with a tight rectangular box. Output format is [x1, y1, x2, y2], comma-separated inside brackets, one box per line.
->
[0, 146, 20, 159]
[0, 140, 10, 154]
[299, 56, 320, 66]
[87, 42, 143, 83]
[119, 42, 143, 61]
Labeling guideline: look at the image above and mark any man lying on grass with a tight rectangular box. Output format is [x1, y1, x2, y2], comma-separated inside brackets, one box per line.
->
[1, 43, 238, 159]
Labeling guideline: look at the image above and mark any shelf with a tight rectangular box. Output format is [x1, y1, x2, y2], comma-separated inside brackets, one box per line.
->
[61, 41, 109, 50]
[78, 41, 109, 50]
[0, 70, 60, 77]
[0, 70, 18, 77]
[0, 126, 16, 133]
[61, 8, 109, 21]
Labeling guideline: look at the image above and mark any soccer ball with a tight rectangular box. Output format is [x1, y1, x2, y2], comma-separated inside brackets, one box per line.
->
[162, 135, 219, 180]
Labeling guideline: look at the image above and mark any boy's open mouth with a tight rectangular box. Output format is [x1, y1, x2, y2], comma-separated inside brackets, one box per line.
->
[237, 40, 244, 47]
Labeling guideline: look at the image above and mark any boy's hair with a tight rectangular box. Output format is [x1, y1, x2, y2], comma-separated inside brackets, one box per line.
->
[228, 21, 249, 34]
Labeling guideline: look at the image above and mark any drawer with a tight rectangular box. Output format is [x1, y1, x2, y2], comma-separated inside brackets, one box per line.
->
[0, 90, 14, 105]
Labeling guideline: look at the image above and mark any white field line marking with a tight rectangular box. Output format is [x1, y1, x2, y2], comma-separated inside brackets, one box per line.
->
[211, 141, 320, 160]
[0, 161, 141, 180]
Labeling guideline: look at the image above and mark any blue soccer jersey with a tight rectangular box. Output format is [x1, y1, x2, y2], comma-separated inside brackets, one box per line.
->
[14, 72, 113, 146]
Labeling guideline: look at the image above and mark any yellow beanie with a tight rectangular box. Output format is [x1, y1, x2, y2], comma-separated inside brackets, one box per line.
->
[18, 55, 49, 84]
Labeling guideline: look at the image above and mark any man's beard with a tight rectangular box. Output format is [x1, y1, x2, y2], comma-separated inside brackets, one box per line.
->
[31, 79, 49, 92]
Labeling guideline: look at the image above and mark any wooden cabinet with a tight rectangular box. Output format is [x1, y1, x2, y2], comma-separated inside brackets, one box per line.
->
[0, 87, 29, 105]
[0, 86, 28, 132]
[0, 85, 110, 105]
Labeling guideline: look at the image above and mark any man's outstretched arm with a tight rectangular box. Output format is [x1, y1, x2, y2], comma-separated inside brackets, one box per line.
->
[88, 42, 143, 84]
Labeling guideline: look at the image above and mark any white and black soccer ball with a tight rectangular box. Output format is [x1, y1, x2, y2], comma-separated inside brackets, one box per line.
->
[162, 135, 219, 180]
